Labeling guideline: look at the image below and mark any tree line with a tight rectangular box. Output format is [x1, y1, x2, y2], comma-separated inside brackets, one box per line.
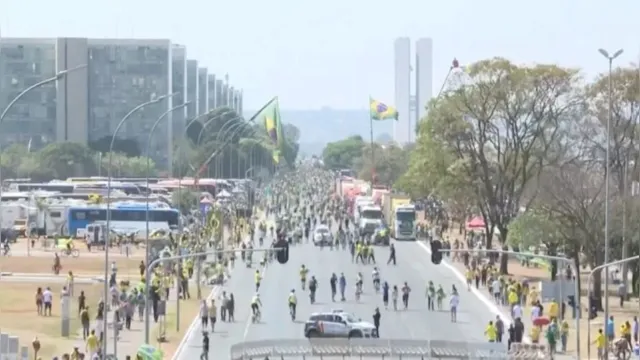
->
[2, 107, 300, 181]
[396, 57, 640, 299]
[321, 135, 411, 186]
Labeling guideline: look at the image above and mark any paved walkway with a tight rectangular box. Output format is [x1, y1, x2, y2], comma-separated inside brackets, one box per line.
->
[73, 282, 176, 358]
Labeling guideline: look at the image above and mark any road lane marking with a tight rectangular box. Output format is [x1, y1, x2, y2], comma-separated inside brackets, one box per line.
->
[416, 241, 527, 336]
[242, 261, 269, 339]
[171, 285, 223, 360]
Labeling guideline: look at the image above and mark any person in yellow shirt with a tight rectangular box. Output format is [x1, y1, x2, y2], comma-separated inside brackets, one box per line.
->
[529, 286, 539, 306]
[254, 270, 262, 292]
[465, 269, 473, 290]
[485, 321, 497, 342]
[530, 325, 541, 343]
[507, 290, 518, 311]
[593, 329, 606, 360]
[548, 299, 558, 321]
[560, 320, 570, 352]
[85, 329, 99, 358]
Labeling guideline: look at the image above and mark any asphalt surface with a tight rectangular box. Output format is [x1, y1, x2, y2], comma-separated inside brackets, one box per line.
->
[175, 236, 505, 360]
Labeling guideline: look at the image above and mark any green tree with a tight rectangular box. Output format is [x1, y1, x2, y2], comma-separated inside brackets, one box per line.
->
[586, 67, 640, 288]
[322, 136, 365, 170]
[100, 153, 157, 177]
[36, 142, 98, 179]
[357, 143, 410, 186]
[1, 144, 30, 179]
[16, 154, 54, 181]
[402, 58, 582, 274]
[507, 207, 565, 280]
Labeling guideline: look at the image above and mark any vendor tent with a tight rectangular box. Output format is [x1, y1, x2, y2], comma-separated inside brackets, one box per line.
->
[466, 216, 485, 229]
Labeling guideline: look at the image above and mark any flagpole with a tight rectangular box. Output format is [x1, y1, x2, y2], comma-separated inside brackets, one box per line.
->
[369, 105, 375, 187]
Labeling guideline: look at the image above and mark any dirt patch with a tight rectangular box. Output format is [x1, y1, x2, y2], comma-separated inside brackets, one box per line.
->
[0, 256, 142, 276]
[157, 285, 216, 359]
[0, 282, 103, 360]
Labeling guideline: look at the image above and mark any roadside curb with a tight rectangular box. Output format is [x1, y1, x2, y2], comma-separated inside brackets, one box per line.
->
[415, 241, 532, 344]
[170, 285, 223, 360]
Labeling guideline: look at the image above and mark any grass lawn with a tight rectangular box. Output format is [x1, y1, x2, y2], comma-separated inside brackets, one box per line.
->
[0, 256, 141, 276]
[155, 285, 215, 359]
[0, 282, 103, 360]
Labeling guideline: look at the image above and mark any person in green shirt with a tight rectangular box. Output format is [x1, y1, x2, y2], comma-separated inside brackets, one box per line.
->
[426, 281, 436, 311]
[436, 285, 446, 310]
[546, 323, 558, 357]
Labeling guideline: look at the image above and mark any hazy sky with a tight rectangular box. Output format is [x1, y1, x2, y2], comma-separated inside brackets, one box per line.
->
[2, 0, 639, 110]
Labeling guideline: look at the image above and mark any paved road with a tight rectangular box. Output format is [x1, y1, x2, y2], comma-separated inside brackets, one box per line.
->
[175, 237, 505, 360]
[173, 215, 275, 360]
[245, 240, 495, 341]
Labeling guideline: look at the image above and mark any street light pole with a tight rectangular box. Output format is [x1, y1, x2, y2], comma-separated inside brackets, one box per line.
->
[0, 65, 87, 224]
[586, 256, 640, 360]
[104, 93, 173, 357]
[144, 101, 190, 275]
[213, 120, 246, 177]
[196, 115, 236, 146]
[598, 49, 624, 355]
[214, 121, 251, 178]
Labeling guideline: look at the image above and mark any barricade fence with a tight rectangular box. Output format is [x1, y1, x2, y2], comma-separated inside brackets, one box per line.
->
[230, 339, 553, 360]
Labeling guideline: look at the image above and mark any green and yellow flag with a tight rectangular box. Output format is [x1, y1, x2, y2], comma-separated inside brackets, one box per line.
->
[252, 96, 283, 163]
[369, 97, 398, 121]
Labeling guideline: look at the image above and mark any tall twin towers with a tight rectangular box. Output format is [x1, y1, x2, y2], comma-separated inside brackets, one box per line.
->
[394, 37, 433, 144]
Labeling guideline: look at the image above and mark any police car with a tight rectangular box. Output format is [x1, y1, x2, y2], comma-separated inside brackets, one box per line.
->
[304, 309, 377, 338]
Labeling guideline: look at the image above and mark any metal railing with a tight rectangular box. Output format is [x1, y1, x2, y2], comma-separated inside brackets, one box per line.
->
[229, 339, 551, 360]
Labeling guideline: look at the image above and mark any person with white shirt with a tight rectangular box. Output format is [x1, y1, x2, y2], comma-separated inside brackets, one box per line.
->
[531, 304, 540, 320]
[42, 287, 53, 316]
[491, 279, 501, 304]
[449, 293, 459, 322]
[512, 303, 523, 320]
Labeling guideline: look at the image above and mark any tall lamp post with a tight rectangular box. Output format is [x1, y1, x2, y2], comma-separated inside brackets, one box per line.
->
[175, 108, 234, 178]
[0, 65, 87, 207]
[214, 121, 252, 178]
[104, 93, 173, 357]
[193, 116, 241, 178]
[144, 100, 190, 274]
[598, 48, 623, 355]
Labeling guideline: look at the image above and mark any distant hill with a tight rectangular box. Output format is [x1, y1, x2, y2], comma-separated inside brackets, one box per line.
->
[245, 108, 394, 148]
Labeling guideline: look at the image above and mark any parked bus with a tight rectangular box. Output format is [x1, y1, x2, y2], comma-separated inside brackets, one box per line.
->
[66, 203, 180, 238]
[15, 183, 76, 193]
[156, 178, 218, 195]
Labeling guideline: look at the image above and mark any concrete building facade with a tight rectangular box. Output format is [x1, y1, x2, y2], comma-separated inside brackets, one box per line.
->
[207, 74, 216, 109]
[197, 67, 208, 114]
[393, 37, 411, 145]
[0, 37, 244, 172]
[415, 38, 433, 129]
[0, 38, 60, 149]
[185, 60, 198, 119]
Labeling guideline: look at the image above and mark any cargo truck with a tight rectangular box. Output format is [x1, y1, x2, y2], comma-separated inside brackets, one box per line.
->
[382, 194, 416, 240]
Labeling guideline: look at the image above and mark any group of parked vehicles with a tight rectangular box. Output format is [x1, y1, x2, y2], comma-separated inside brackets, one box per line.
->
[335, 175, 418, 243]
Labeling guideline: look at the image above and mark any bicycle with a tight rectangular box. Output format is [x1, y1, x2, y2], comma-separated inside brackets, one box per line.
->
[609, 338, 631, 360]
[62, 248, 80, 258]
[252, 308, 261, 323]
